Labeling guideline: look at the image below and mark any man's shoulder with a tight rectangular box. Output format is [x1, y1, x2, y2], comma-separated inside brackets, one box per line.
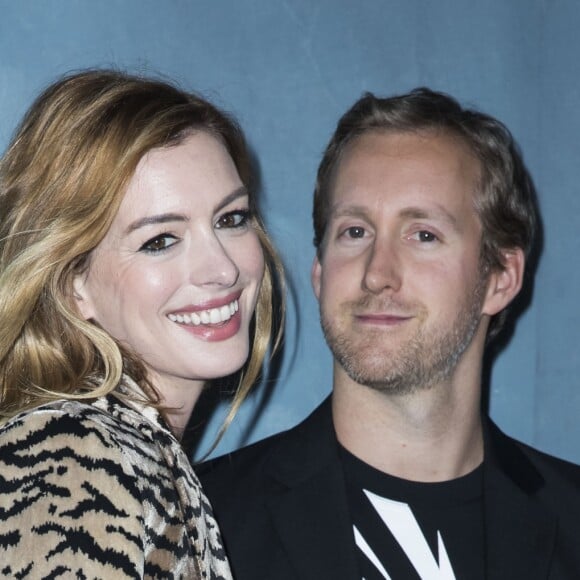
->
[198, 427, 290, 482]
[196, 422, 297, 528]
[197, 396, 334, 496]
[508, 433, 580, 487]
[488, 420, 580, 499]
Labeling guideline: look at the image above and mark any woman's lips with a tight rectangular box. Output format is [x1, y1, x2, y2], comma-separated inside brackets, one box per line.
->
[167, 296, 243, 342]
[168, 299, 239, 326]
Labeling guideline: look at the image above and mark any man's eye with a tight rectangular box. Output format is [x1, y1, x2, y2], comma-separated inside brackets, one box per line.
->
[345, 226, 365, 239]
[139, 234, 178, 254]
[412, 230, 438, 242]
[216, 210, 249, 229]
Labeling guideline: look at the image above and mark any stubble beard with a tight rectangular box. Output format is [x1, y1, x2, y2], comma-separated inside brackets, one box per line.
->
[320, 280, 487, 396]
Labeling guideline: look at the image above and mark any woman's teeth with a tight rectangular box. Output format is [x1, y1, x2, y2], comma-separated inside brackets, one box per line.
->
[168, 299, 239, 326]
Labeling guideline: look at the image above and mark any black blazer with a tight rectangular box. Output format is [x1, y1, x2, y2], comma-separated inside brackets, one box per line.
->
[198, 398, 580, 579]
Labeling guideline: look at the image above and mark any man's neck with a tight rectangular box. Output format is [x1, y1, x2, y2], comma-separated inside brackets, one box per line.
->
[332, 360, 484, 483]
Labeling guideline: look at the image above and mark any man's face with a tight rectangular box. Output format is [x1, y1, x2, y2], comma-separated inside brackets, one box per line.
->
[312, 130, 495, 394]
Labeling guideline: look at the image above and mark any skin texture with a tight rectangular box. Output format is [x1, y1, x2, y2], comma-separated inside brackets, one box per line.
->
[75, 132, 264, 431]
[312, 130, 524, 480]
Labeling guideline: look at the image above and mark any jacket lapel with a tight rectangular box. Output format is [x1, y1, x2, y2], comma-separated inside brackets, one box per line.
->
[483, 421, 557, 579]
[260, 405, 560, 580]
[264, 398, 359, 580]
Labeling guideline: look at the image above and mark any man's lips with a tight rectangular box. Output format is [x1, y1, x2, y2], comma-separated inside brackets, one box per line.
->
[355, 313, 413, 325]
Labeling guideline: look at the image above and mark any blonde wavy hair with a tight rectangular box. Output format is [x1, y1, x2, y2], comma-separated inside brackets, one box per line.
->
[0, 69, 284, 433]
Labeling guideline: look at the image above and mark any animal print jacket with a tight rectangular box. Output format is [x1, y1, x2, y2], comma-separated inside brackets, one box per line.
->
[0, 381, 233, 579]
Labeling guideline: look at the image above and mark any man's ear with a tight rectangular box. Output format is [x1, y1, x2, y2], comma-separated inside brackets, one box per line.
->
[311, 255, 322, 300]
[72, 273, 95, 321]
[482, 248, 525, 316]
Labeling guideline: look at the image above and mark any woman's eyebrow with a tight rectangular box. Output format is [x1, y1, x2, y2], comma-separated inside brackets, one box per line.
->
[124, 186, 249, 235]
[125, 213, 187, 235]
[214, 186, 248, 213]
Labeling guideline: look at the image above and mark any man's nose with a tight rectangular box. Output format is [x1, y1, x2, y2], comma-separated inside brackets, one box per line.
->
[362, 238, 402, 294]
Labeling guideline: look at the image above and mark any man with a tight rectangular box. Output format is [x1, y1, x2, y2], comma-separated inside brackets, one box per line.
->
[199, 88, 580, 579]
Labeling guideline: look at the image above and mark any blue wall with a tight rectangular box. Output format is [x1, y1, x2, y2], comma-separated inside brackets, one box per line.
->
[1, 0, 579, 463]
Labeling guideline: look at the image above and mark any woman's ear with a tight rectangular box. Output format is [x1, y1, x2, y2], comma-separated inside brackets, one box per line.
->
[482, 248, 525, 316]
[72, 273, 95, 321]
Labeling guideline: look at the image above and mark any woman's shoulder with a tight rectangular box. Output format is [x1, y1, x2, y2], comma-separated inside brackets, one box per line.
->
[0, 397, 170, 477]
[0, 399, 175, 578]
[3, 398, 132, 445]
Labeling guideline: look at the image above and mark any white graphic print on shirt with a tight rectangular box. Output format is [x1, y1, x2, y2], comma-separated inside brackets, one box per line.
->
[355, 490, 456, 580]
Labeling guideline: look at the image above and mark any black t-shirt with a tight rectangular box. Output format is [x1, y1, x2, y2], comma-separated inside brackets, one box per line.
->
[340, 446, 485, 580]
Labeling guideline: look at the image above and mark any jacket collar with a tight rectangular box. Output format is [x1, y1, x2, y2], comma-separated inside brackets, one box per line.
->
[483, 421, 557, 579]
[264, 397, 359, 580]
[263, 396, 558, 580]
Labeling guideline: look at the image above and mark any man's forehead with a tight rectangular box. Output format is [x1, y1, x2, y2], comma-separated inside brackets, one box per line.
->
[340, 128, 478, 166]
[330, 130, 480, 203]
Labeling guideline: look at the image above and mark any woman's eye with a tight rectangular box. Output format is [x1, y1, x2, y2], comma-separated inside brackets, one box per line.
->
[216, 210, 249, 229]
[139, 234, 178, 254]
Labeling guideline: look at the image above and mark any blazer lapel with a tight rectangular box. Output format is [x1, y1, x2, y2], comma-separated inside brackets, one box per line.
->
[258, 406, 560, 579]
[264, 398, 359, 580]
[483, 421, 557, 580]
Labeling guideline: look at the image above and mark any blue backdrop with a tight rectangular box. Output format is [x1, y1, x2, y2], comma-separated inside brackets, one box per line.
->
[1, 0, 579, 463]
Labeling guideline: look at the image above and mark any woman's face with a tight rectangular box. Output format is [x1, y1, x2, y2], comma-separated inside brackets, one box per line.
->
[75, 131, 264, 400]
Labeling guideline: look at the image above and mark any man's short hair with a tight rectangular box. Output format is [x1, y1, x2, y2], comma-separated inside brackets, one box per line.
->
[313, 87, 538, 340]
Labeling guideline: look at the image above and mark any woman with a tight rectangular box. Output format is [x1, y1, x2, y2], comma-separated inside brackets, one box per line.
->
[0, 70, 282, 578]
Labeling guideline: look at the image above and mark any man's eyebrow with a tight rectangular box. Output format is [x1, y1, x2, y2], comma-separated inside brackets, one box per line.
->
[329, 203, 461, 230]
[398, 206, 460, 229]
[329, 204, 458, 221]
[124, 186, 249, 235]
[329, 205, 370, 219]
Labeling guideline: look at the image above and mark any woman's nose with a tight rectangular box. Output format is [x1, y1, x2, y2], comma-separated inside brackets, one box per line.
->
[188, 232, 240, 288]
